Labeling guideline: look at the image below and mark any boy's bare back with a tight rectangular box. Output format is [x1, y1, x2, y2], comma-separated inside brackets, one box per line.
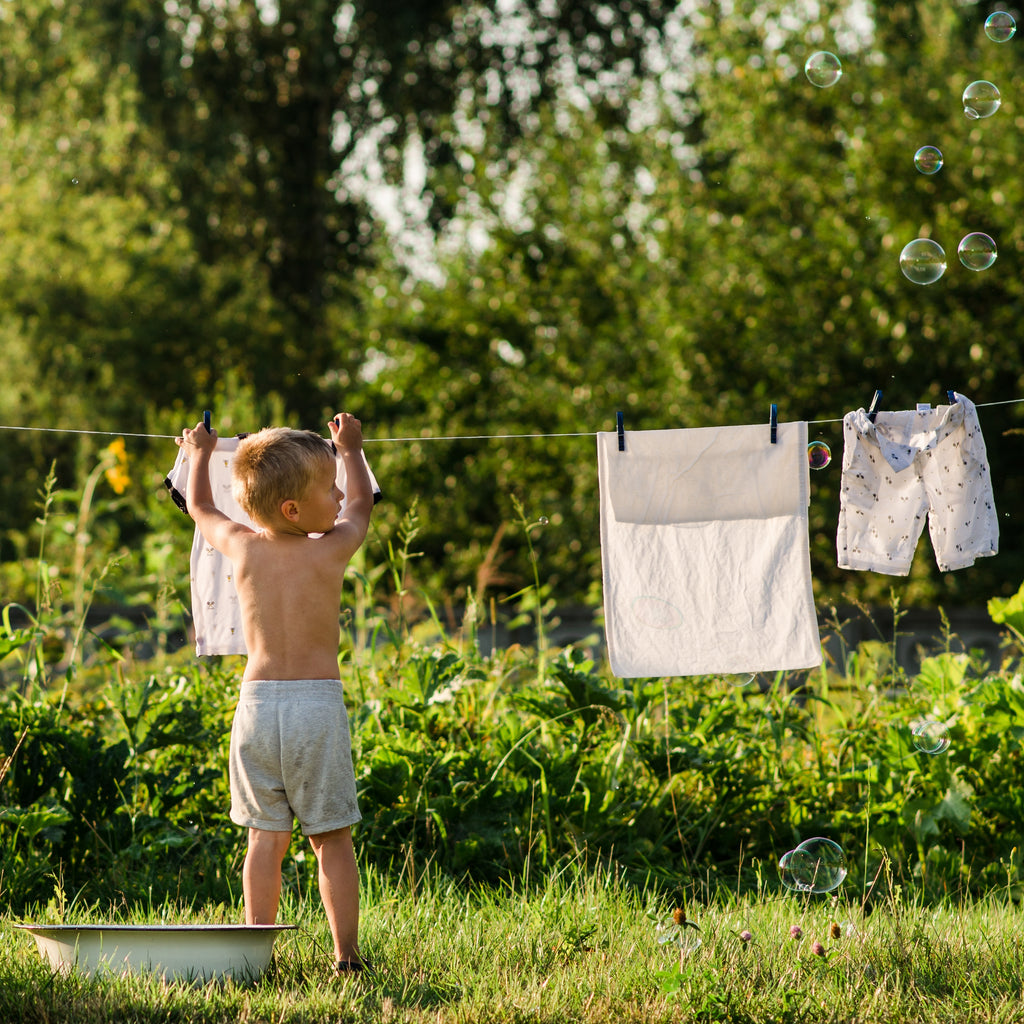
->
[177, 414, 373, 681]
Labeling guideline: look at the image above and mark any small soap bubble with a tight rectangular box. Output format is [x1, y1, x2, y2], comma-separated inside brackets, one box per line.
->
[804, 51, 843, 88]
[807, 440, 832, 470]
[723, 673, 756, 688]
[900, 238, 946, 285]
[963, 80, 1001, 119]
[985, 11, 1016, 42]
[913, 146, 943, 175]
[780, 838, 848, 894]
[912, 719, 951, 754]
[958, 232, 997, 271]
[655, 918, 702, 954]
[71, 178, 79, 185]
[538, 516, 549, 525]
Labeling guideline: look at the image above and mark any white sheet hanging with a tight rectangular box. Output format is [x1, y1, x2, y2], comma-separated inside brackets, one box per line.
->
[597, 421, 822, 678]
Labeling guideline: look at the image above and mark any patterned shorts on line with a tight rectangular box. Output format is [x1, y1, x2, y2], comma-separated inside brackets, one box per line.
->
[229, 678, 361, 836]
[837, 393, 998, 576]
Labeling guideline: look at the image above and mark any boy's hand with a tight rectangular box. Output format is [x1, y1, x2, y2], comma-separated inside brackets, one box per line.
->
[177, 420, 218, 455]
[329, 412, 363, 453]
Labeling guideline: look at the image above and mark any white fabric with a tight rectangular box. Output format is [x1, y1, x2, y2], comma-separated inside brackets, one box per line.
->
[837, 392, 998, 575]
[165, 438, 380, 657]
[166, 437, 253, 657]
[598, 422, 821, 678]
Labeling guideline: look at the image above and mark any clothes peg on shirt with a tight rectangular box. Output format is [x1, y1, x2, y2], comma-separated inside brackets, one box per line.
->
[616, 411, 625, 452]
[203, 410, 212, 433]
[946, 390, 958, 405]
[867, 390, 883, 423]
[769, 403, 778, 444]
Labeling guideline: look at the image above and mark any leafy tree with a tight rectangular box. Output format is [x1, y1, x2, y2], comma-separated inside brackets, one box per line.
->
[357, 0, 1024, 608]
[2, 0, 1023, 615]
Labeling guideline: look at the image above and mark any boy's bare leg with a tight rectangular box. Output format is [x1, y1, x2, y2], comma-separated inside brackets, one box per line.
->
[308, 826, 361, 963]
[242, 827, 292, 924]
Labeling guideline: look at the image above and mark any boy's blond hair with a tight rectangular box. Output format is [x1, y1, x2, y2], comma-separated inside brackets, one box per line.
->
[232, 427, 334, 525]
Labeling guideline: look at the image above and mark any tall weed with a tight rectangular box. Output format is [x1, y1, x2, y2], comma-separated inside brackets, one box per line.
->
[4, 490, 1024, 914]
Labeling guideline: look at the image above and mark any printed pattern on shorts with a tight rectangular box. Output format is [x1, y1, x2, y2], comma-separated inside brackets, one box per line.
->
[837, 393, 998, 575]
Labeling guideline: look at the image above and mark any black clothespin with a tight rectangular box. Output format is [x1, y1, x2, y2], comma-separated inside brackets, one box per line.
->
[203, 409, 212, 433]
[616, 411, 625, 452]
[946, 389, 958, 405]
[769, 403, 778, 444]
[867, 390, 883, 423]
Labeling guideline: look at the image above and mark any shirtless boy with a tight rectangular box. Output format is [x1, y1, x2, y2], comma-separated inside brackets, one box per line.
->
[177, 413, 374, 973]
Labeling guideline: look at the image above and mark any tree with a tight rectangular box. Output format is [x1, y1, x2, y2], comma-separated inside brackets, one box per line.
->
[355, 0, 1024, 608]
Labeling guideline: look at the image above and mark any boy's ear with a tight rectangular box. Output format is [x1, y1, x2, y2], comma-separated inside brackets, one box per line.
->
[280, 498, 301, 522]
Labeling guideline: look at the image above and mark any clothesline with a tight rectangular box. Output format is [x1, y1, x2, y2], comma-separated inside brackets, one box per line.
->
[0, 397, 1022, 443]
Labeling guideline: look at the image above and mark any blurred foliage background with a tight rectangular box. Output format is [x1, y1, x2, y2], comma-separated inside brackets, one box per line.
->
[1, 0, 1022, 619]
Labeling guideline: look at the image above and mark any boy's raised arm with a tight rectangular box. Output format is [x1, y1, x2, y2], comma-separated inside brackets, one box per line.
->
[329, 413, 373, 548]
[177, 421, 252, 556]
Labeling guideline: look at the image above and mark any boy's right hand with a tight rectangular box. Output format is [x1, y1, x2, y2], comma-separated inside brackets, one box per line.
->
[177, 421, 218, 455]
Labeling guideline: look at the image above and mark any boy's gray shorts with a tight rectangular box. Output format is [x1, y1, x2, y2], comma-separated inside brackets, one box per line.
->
[228, 678, 361, 836]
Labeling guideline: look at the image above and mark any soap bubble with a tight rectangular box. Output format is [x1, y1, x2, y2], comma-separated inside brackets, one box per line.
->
[804, 51, 843, 88]
[985, 11, 1016, 42]
[958, 232, 997, 271]
[913, 146, 943, 175]
[963, 80, 1001, 119]
[780, 838, 848, 894]
[779, 849, 812, 891]
[656, 919, 702, 953]
[912, 719, 951, 754]
[900, 239, 947, 285]
[538, 516, 550, 525]
[807, 440, 832, 470]
[723, 673, 756, 688]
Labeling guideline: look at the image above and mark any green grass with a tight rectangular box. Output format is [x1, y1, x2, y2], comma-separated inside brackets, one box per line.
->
[5, 862, 1024, 1023]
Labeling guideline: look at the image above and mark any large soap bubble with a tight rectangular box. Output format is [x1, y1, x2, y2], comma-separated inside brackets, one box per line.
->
[779, 838, 848, 894]
[900, 239, 946, 285]
[963, 81, 1001, 119]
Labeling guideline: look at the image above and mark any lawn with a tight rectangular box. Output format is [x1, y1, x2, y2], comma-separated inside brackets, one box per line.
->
[5, 863, 1024, 1023]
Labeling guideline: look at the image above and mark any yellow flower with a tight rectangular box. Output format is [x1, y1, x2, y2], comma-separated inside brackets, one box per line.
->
[103, 437, 130, 495]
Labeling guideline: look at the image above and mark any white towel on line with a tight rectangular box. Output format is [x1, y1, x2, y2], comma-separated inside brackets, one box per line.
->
[165, 437, 380, 657]
[597, 421, 822, 678]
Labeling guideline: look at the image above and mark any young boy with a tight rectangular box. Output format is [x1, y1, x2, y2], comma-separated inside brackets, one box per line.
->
[176, 413, 374, 973]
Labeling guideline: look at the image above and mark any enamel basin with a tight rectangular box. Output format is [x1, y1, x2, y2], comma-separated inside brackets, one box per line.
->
[15, 923, 296, 983]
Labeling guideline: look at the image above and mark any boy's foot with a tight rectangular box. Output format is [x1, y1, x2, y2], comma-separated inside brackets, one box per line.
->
[334, 957, 372, 976]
